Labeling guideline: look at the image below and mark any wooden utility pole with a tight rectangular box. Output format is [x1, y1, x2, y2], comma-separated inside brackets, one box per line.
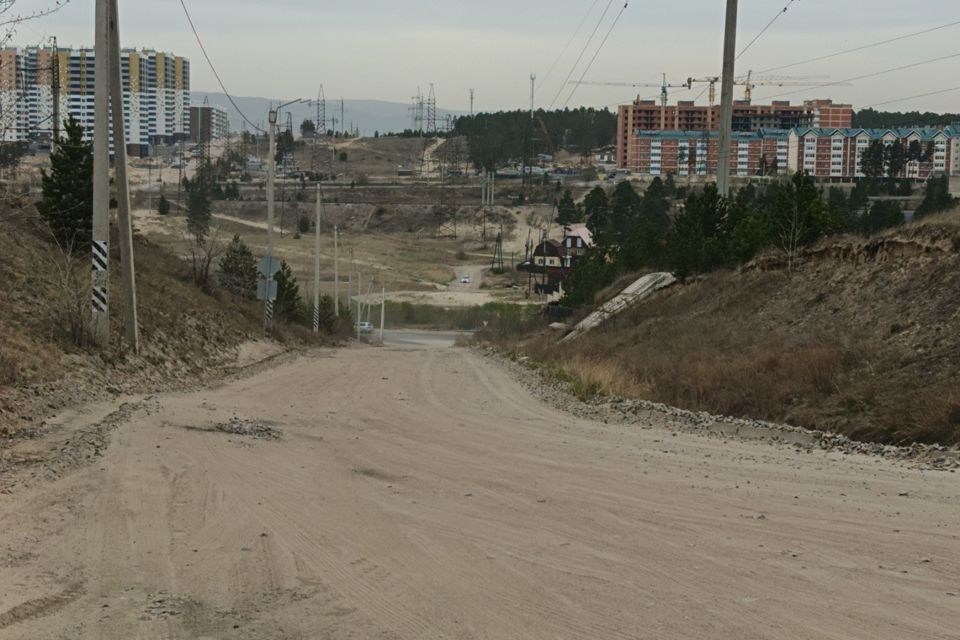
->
[333, 225, 340, 316]
[51, 36, 59, 141]
[91, 0, 111, 347]
[264, 108, 278, 332]
[108, 0, 139, 352]
[716, 0, 739, 197]
[379, 283, 385, 343]
[313, 184, 321, 333]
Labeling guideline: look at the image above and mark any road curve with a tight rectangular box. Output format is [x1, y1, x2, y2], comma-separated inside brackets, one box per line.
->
[0, 346, 957, 639]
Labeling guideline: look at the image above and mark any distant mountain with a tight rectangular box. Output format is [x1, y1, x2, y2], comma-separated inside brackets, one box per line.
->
[190, 92, 463, 136]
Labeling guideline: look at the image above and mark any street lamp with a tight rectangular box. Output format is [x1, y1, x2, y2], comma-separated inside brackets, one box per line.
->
[264, 98, 306, 331]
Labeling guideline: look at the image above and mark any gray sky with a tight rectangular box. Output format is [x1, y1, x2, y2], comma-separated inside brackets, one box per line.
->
[11, 0, 960, 113]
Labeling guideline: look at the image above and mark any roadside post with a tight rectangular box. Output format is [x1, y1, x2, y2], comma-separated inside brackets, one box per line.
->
[258, 256, 281, 332]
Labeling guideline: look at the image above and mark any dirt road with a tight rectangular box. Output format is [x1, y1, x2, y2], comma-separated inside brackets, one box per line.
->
[1, 343, 958, 638]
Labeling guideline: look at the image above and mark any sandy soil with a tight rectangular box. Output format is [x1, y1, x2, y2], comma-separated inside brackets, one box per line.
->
[1, 344, 958, 639]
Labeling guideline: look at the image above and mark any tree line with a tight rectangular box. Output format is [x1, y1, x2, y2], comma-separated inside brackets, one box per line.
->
[453, 107, 617, 171]
[560, 172, 957, 307]
[853, 108, 960, 129]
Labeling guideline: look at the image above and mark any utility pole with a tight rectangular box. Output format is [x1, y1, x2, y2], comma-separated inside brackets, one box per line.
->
[108, 0, 139, 352]
[716, 0, 738, 197]
[264, 107, 278, 332]
[379, 283, 385, 343]
[51, 36, 59, 141]
[333, 225, 340, 316]
[313, 184, 322, 333]
[356, 271, 362, 340]
[340, 98, 344, 137]
[91, 0, 111, 347]
[469, 88, 475, 116]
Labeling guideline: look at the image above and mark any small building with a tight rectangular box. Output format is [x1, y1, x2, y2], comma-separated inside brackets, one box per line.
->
[396, 165, 414, 177]
[533, 239, 566, 269]
[562, 224, 593, 262]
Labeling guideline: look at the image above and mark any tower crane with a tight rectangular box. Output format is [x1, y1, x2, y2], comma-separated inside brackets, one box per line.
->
[686, 71, 848, 107]
[568, 72, 690, 107]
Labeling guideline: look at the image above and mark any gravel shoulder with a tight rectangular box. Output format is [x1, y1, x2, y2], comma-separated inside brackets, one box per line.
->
[0, 345, 957, 639]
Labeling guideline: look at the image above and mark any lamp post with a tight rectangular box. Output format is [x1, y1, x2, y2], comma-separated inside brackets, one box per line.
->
[264, 98, 305, 331]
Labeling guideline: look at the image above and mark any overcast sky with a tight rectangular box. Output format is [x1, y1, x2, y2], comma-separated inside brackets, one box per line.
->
[10, 0, 960, 113]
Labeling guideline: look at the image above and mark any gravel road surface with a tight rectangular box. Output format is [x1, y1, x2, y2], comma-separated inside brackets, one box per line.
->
[0, 344, 957, 639]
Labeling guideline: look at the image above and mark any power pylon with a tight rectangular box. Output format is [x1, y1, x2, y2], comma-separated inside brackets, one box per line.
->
[317, 85, 326, 134]
[426, 83, 437, 134]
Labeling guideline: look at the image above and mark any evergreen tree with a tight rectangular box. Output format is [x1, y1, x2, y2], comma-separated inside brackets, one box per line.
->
[607, 180, 642, 245]
[157, 193, 171, 215]
[556, 189, 580, 227]
[583, 186, 612, 246]
[639, 177, 671, 234]
[915, 175, 956, 219]
[663, 173, 677, 198]
[183, 165, 212, 245]
[218, 235, 258, 299]
[861, 200, 904, 235]
[666, 184, 729, 277]
[38, 116, 93, 253]
[274, 260, 304, 323]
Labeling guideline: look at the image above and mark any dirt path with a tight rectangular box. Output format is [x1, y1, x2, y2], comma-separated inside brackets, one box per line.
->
[1, 345, 958, 639]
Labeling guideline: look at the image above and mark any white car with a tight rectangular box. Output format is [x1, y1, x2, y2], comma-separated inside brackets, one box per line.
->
[460, 275, 471, 284]
[359, 321, 374, 333]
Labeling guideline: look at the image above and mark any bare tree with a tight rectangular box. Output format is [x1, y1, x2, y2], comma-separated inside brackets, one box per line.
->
[39, 223, 93, 347]
[182, 225, 225, 290]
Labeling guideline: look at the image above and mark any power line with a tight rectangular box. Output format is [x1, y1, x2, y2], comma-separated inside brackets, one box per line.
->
[737, 0, 797, 61]
[177, 0, 262, 132]
[755, 18, 960, 75]
[538, 0, 601, 90]
[864, 85, 960, 109]
[755, 51, 960, 102]
[564, 2, 629, 108]
[548, 0, 614, 109]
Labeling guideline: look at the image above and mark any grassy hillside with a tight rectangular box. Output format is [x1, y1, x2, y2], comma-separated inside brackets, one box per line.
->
[502, 210, 960, 446]
[0, 200, 320, 439]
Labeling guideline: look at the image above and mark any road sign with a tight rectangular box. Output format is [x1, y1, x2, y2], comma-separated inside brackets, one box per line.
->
[257, 279, 278, 301]
[258, 256, 282, 278]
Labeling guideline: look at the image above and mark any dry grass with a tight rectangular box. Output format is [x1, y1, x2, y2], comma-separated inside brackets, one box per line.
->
[516, 252, 960, 446]
[0, 350, 19, 386]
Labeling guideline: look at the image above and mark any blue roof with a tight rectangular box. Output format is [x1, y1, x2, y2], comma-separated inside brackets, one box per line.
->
[794, 126, 958, 139]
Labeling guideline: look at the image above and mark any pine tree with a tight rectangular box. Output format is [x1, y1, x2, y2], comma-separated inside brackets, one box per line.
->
[38, 116, 93, 253]
[218, 235, 258, 299]
[183, 165, 212, 245]
[157, 193, 171, 215]
[556, 189, 580, 227]
[274, 260, 304, 323]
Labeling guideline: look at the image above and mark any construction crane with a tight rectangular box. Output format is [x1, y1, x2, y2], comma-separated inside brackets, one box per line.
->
[569, 73, 690, 108]
[687, 71, 846, 106]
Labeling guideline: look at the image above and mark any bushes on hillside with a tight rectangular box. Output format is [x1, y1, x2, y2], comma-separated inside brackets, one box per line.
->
[562, 171, 915, 306]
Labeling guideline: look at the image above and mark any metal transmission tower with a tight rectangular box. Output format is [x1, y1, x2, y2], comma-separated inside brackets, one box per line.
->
[469, 88, 474, 115]
[317, 85, 326, 134]
[409, 87, 424, 133]
[426, 84, 437, 134]
[491, 226, 504, 271]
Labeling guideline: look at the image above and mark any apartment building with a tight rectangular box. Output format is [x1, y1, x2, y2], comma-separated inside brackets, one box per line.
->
[190, 104, 229, 143]
[622, 129, 790, 178]
[0, 45, 190, 154]
[787, 127, 959, 180]
[616, 99, 852, 168]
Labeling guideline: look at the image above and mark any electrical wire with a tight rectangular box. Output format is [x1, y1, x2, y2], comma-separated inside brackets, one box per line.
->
[754, 51, 960, 102]
[564, 2, 629, 108]
[737, 0, 797, 61]
[177, 0, 262, 132]
[538, 0, 601, 90]
[548, 0, 614, 109]
[754, 18, 960, 75]
[863, 85, 960, 109]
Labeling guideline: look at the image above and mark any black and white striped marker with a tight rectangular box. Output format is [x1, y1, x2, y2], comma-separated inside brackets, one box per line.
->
[91, 240, 108, 272]
[91, 286, 108, 313]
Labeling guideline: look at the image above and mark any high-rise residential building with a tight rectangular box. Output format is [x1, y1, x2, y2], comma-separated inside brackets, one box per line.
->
[623, 129, 790, 178]
[0, 45, 190, 155]
[189, 104, 228, 143]
[616, 98, 852, 169]
[787, 127, 958, 180]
